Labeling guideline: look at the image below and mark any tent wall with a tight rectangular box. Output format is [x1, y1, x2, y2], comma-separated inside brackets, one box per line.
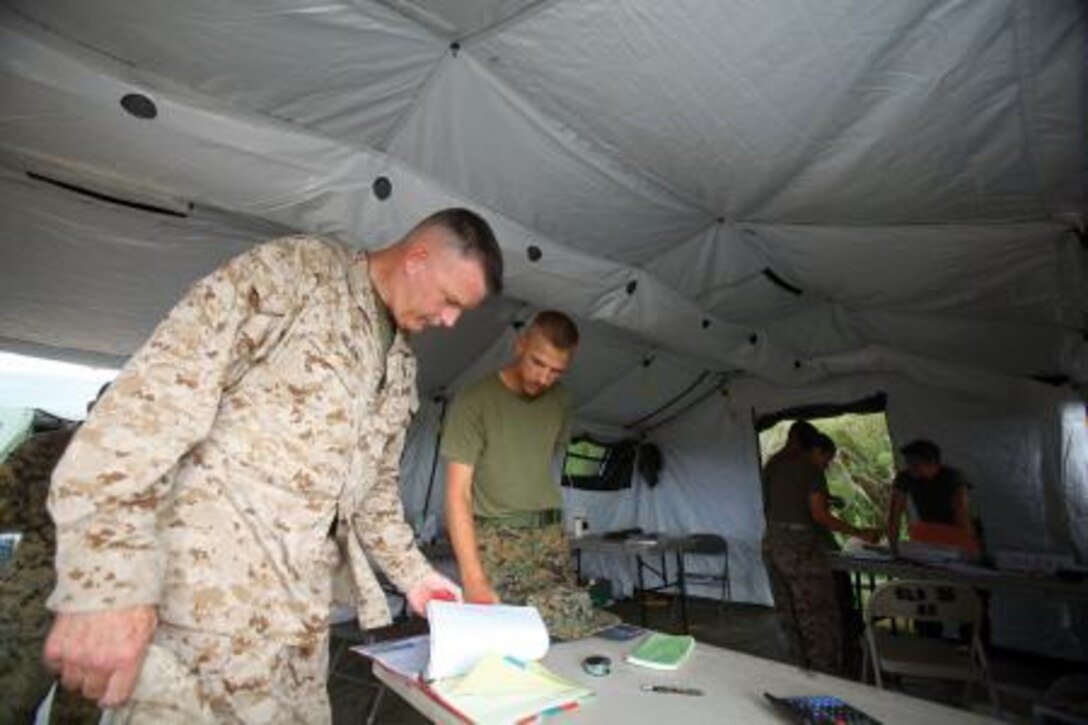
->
[0, 0, 1084, 664]
[564, 392, 773, 605]
[731, 354, 1088, 661]
[397, 349, 1087, 660]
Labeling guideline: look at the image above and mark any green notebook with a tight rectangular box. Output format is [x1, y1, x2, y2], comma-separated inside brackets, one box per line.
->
[626, 632, 696, 670]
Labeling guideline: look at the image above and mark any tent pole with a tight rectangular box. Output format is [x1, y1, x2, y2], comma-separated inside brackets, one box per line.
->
[623, 370, 711, 430]
[419, 396, 448, 531]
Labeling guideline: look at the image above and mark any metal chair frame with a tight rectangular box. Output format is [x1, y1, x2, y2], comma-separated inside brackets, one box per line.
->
[861, 579, 999, 711]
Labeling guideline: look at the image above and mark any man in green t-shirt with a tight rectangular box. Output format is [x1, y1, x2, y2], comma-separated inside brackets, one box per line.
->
[762, 431, 878, 675]
[442, 311, 618, 639]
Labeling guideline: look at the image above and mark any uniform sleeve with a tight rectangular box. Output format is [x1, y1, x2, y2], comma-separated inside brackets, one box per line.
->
[892, 472, 910, 492]
[0, 459, 20, 531]
[947, 468, 969, 491]
[556, 389, 574, 455]
[47, 239, 311, 613]
[353, 413, 432, 594]
[352, 351, 431, 595]
[808, 470, 830, 497]
[0, 434, 58, 531]
[439, 387, 485, 466]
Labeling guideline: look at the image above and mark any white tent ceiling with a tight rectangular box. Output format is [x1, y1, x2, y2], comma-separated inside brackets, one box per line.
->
[0, 0, 1085, 425]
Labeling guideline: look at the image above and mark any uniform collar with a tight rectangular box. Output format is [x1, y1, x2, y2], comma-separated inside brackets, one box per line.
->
[348, 248, 414, 372]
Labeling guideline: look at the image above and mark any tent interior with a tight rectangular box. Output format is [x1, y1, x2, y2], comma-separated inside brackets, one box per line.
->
[1, 1, 1086, 664]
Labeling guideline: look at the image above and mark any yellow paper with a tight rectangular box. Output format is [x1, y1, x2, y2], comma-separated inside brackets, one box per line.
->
[431, 652, 594, 723]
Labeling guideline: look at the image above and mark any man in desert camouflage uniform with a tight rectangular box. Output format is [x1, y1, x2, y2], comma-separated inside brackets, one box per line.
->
[43, 208, 503, 723]
[443, 311, 619, 639]
[0, 425, 99, 724]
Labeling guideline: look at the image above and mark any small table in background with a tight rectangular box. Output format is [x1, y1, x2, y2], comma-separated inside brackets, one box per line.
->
[571, 533, 694, 632]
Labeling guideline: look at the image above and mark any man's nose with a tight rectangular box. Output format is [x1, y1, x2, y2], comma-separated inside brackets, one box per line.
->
[439, 307, 461, 328]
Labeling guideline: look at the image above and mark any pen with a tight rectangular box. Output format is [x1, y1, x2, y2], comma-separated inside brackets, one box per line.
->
[641, 685, 704, 696]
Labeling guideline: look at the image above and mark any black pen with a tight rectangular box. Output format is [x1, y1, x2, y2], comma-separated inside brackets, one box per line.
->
[641, 685, 704, 696]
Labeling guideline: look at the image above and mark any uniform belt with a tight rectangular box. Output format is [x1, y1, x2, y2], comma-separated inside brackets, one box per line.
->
[477, 509, 563, 529]
[768, 521, 813, 532]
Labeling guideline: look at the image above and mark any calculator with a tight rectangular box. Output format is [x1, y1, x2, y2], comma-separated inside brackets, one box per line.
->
[764, 693, 882, 725]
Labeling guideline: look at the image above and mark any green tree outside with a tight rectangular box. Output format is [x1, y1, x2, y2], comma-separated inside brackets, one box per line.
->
[760, 414, 896, 539]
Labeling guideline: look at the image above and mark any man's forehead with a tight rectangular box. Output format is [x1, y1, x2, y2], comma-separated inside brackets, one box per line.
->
[434, 246, 485, 299]
[524, 333, 572, 362]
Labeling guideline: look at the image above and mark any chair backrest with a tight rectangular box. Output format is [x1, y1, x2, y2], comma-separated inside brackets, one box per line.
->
[866, 579, 982, 626]
[686, 533, 728, 554]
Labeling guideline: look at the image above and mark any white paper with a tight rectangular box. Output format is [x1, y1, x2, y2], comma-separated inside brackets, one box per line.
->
[353, 633, 430, 679]
[841, 538, 894, 561]
[424, 602, 550, 681]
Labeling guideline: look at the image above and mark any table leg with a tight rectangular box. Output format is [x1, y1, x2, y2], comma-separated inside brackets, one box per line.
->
[636, 554, 648, 627]
[676, 549, 689, 633]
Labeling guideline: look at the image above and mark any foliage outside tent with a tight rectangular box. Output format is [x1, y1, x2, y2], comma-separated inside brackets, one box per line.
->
[760, 414, 896, 540]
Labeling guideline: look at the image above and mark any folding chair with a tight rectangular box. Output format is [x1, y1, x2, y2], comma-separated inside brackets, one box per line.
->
[682, 533, 731, 602]
[861, 579, 998, 711]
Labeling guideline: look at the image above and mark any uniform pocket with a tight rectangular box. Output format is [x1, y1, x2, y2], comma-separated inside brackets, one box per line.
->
[103, 643, 213, 724]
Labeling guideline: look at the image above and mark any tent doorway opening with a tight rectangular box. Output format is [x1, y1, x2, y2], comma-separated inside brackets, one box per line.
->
[757, 394, 894, 545]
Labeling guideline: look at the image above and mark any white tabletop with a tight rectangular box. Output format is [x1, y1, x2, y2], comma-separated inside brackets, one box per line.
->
[829, 552, 1088, 603]
[373, 635, 999, 724]
[569, 533, 691, 555]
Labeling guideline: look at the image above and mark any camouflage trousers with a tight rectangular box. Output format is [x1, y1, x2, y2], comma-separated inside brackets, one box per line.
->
[0, 539, 99, 725]
[762, 525, 844, 675]
[103, 622, 330, 724]
[476, 519, 619, 640]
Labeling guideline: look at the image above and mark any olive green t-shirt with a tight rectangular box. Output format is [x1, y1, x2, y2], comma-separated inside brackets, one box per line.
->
[762, 456, 829, 528]
[441, 373, 572, 518]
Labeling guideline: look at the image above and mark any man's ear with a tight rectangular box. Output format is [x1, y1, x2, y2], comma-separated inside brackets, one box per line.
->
[403, 241, 430, 275]
[513, 331, 531, 358]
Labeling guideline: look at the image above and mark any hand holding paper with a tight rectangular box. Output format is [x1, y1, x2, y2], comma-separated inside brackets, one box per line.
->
[407, 571, 463, 616]
[425, 601, 550, 680]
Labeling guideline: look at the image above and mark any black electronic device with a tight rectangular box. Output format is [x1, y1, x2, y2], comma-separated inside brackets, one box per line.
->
[764, 693, 882, 725]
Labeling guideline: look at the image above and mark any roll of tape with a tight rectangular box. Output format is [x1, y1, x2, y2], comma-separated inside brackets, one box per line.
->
[582, 655, 611, 677]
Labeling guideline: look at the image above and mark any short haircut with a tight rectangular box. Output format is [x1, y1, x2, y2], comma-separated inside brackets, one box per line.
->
[527, 310, 579, 350]
[410, 208, 504, 296]
[812, 432, 837, 456]
[901, 439, 941, 465]
[786, 420, 820, 448]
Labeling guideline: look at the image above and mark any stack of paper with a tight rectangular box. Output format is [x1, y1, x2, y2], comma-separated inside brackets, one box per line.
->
[429, 652, 594, 723]
[626, 632, 696, 670]
[355, 602, 596, 722]
[354, 634, 430, 679]
[897, 540, 971, 564]
[425, 601, 550, 681]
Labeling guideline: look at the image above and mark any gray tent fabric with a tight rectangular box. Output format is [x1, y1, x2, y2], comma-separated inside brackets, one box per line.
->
[0, 1, 1085, 659]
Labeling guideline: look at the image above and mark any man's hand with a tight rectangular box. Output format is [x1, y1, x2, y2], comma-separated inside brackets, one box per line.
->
[406, 571, 464, 616]
[462, 577, 500, 605]
[44, 605, 157, 709]
[854, 527, 882, 544]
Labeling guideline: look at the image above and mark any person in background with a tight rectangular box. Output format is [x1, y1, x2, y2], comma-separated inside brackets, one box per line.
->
[886, 439, 974, 553]
[443, 311, 619, 639]
[764, 419, 819, 470]
[0, 391, 107, 725]
[762, 430, 880, 674]
[43, 208, 502, 723]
